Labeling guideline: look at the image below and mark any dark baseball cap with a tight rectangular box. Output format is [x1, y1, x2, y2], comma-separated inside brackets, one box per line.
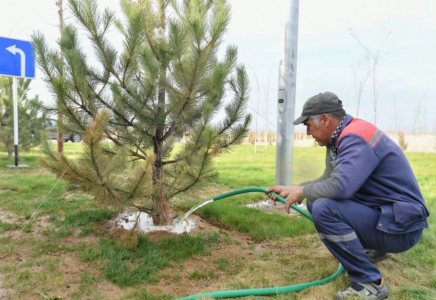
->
[293, 92, 343, 125]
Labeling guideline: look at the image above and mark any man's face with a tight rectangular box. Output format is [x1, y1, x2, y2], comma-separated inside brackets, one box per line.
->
[304, 117, 331, 147]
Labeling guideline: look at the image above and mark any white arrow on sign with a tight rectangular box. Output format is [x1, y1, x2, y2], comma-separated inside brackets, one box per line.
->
[6, 44, 26, 77]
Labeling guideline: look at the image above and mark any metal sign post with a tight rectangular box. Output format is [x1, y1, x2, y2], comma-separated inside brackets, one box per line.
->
[275, 0, 300, 186]
[0, 36, 35, 167]
[13, 77, 19, 166]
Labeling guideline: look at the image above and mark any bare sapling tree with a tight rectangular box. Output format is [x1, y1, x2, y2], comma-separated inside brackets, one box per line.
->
[391, 97, 408, 151]
[263, 63, 274, 149]
[349, 25, 391, 125]
[350, 58, 370, 117]
[411, 88, 430, 133]
[392, 97, 400, 131]
[248, 64, 260, 153]
[392, 97, 409, 151]
[249, 62, 275, 151]
[412, 100, 423, 133]
[32, 0, 251, 225]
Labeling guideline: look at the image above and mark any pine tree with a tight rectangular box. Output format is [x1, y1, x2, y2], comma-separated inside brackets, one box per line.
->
[32, 0, 251, 225]
[0, 76, 47, 160]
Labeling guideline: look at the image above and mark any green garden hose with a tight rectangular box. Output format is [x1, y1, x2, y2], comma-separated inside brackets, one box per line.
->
[174, 187, 345, 300]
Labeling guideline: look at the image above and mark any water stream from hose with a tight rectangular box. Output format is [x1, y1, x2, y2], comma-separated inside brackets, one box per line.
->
[173, 199, 214, 225]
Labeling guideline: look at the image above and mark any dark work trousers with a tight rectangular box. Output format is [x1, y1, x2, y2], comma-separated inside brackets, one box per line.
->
[306, 198, 423, 283]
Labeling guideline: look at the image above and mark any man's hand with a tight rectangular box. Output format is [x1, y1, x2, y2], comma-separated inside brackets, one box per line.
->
[284, 186, 305, 214]
[265, 185, 299, 201]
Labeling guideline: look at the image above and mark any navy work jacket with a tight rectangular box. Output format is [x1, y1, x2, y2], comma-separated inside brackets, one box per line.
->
[302, 114, 429, 234]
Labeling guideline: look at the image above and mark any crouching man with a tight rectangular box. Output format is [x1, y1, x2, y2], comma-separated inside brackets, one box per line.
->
[267, 92, 429, 299]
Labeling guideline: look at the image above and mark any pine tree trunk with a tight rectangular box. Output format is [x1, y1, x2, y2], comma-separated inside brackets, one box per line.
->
[150, 0, 172, 226]
[151, 138, 172, 225]
[151, 65, 172, 225]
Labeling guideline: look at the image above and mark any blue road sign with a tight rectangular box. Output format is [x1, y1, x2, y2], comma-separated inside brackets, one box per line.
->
[0, 36, 35, 79]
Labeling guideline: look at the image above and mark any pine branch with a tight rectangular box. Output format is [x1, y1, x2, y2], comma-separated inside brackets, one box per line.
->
[217, 65, 249, 135]
[130, 203, 153, 214]
[32, 32, 58, 84]
[104, 131, 147, 160]
[162, 158, 182, 165]
[167, 133, 215, 198]
[219, 114, 251, 148]
[89, 86, 156, 142]
[69, 0, 124, 87]
[162, 96, 191, 141]
[52, 79, 88, 132]
[120, 6, 145, 85]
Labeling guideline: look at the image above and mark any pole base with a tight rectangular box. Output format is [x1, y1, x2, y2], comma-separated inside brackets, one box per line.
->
[6, 164, 30, 169]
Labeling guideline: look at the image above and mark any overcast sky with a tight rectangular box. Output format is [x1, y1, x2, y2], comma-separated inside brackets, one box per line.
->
[1, 0, 435, 133]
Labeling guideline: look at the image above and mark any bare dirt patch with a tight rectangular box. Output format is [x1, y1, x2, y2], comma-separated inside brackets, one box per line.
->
[0, 274, 13, 300]
[32, 214, 53, 230]
[0, 209, 19, 224]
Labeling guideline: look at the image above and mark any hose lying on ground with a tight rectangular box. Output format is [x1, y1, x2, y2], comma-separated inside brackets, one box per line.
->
[174, 187, 344, 300]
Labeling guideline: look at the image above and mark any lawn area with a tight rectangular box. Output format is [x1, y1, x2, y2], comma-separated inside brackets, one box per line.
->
[0, 143, 435, 300]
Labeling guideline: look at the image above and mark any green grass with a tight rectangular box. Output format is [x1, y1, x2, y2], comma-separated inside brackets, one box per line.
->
[0, 220, 20, 233]
[195, 201, 314, 242]
[214, 256, 244, 275]
[0, 143, 435, 300]
[0, 141, 83, 168]
[188, 268, 217, 280]
[100, 236, 168, 286]
[157, 233, 215, 261]
[212, 145, 325, 188]
[78, 232, 223, 287]
[395, 286, 436, 300]
[64, 208, 113, 227]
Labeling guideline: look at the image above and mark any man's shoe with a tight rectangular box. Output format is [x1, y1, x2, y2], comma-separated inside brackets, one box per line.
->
[334, 278, 388, 299]
[365, 250, 391, 263]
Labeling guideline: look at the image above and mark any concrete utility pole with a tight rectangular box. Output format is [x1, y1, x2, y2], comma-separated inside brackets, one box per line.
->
[275, 0, 299, 185]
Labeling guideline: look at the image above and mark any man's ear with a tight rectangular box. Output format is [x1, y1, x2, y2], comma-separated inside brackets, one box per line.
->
[320, 114, 329, 127]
